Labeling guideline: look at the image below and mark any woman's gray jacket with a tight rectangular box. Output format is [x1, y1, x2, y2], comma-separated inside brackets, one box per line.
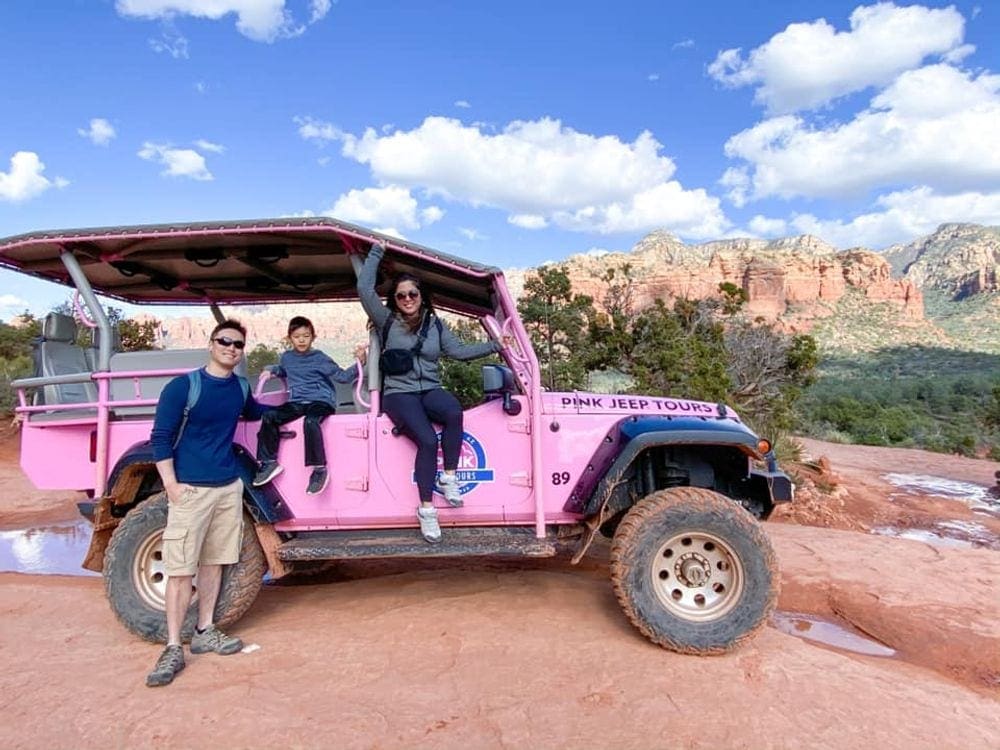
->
[358, 244, 501, 394]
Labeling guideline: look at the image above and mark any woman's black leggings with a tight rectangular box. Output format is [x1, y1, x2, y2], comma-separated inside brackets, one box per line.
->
[256, 401, 335, 466]
[382, 388, 463, 503]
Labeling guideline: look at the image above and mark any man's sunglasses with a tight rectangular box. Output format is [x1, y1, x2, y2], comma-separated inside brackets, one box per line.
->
[395, 290, 421, 301]
[213, 336, 246, 350]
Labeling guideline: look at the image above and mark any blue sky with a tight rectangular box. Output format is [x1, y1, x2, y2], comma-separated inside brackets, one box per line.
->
[1, 0, 998, 317]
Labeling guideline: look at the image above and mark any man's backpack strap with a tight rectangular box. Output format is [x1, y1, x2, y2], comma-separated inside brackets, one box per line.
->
[173, 369, 249, 449]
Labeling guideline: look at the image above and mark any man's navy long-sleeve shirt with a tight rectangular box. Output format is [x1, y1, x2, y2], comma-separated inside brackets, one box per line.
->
[150, 368, 267, 486]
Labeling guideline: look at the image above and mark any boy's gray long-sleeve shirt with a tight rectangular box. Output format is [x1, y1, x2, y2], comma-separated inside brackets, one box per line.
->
[358, 244, 500, 394]
[270, 349, 359, 405]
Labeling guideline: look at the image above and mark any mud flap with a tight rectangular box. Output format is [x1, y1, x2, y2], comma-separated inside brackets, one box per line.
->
[81, 497, 120, 572]
[254, 522, 292, 579]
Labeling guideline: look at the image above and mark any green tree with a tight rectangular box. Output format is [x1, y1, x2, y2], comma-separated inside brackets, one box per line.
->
[628, 299, 730, 403]
[439, 318, 499, 408]
[0, 312, 41, 413]
[118, 317, 160, 351]
[718, 282, 748, 317]
[725, 321, 818, 437]
[517, 265, 593, 391]
[584, 265, 636, 373]
[246, 343, 280, 376]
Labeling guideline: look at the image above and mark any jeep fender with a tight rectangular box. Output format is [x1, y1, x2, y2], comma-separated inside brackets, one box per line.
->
[567, 416, 791, 520]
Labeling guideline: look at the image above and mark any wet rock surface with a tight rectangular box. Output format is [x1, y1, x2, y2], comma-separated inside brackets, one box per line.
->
[0, 434, 998, 748]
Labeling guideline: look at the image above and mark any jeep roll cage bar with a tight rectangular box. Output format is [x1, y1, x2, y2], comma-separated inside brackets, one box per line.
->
[1, 218, 548, 534]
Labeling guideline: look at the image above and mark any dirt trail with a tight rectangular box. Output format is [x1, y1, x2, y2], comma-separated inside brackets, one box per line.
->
[1, 435, 999, 749]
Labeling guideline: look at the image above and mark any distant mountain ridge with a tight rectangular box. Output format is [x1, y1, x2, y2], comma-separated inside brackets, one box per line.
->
[884, 223, 1000, 299]
[152, 223, 1000, 357]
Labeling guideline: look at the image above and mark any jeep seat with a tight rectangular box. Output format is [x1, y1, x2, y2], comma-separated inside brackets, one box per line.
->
[34, 312, 97, 407]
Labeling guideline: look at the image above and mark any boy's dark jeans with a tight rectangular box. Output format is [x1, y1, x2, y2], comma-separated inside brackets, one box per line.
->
[256, 401, 335, 466]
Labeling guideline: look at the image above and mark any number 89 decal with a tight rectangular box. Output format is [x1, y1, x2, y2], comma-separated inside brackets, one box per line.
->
[551, 471, 571, 485]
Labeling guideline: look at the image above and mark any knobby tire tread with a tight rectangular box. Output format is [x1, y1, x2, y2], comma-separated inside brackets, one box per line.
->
[103, 492, 265, 643]
[609, 487, 779, 655]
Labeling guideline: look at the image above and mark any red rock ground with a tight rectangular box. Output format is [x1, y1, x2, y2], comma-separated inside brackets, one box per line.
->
[0, 429, 998, 749]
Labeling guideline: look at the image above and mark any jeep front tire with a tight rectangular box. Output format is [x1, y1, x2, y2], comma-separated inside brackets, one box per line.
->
[103, 492, 266, 643]
[610, 487, 778, 654]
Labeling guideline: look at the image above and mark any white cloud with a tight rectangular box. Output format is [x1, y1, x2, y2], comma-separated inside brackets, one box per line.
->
[194, 80, 207, 93]
[149, 22, 189, 57]
[647, 73, 660, 82]
[309, 0, 330, 23]
[294, 115, 341, 142]
[747, 215, 788, 237]
[508, 214, 548, 230]
[458, 227, 484, 241]
[327, 185, 440, 231]
[454, 100, 471, 109]
[551, 181, 729, 238]
[0, 152, 69, 202]
[724, 65, 1000, 202]
[719, 166, 751, 207]
[116, 0, 330, 43]
[0, 294, 30, 309]
[420, 205, 444, 225]
[77, 118, 117, 146]
[194, 138, 226, 153]
[326, 115, 728, 238]
[375, 227, 406, 239]
[774, 186, 1000, 249]
[709, 3, 967, 113]
[672, 39, 694, 50]
[137, 142, 213, 180]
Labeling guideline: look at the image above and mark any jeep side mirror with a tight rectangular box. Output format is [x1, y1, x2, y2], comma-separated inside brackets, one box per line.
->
[482, 364, 521, 416]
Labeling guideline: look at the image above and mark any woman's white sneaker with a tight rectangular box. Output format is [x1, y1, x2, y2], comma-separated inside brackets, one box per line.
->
[416, 506, 442, 544]
[436, 473, 464, 507]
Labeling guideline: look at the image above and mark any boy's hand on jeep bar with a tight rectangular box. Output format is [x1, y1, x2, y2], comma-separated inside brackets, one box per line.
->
[354, 343, 368, 365]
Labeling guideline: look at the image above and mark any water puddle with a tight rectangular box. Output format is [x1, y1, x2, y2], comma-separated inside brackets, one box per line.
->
[0, 520, 98, 576]
[771, 611, 896, 658]
[872, 521, 1000, 550]
[882, 473, 999, 516]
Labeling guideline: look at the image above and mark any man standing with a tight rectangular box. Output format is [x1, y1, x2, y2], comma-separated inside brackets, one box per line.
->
[145, 319, 268, 687]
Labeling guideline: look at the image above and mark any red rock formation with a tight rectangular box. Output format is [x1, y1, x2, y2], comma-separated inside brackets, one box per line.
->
[155, 233, 927, 348]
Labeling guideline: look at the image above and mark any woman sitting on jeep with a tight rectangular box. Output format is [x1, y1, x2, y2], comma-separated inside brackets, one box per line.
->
[357, 243, 507, 544]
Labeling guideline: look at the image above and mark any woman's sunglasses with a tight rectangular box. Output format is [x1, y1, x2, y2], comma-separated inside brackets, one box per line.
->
[213, 336, 246, 350]
[395, 290, 421, 301]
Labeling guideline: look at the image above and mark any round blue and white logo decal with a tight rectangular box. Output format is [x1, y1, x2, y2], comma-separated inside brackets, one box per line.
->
[434, 431, 495, 496]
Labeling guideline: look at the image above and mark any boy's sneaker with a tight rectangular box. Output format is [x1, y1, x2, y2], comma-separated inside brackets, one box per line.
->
[190, 625, 243, 655]
[436, 473, 464, 507]
[253, 461, 283, 487]
[146, 645, 185, 687]
[416, 506, 442, 544]
[306, 467, 329, 495]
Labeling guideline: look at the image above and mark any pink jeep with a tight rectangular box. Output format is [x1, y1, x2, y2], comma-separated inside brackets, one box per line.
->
[3, 218, 792, 654]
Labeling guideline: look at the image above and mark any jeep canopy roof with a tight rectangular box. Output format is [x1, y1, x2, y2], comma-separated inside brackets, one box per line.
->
[0, 217, 503, 315]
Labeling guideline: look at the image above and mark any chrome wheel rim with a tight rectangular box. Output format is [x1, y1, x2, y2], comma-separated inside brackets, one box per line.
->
[132, 530, 197, 610]
[650, 531, 744, 622]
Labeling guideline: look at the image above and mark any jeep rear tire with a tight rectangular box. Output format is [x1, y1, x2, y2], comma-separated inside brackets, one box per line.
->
[103, 492, 266, 643]
[610, 487, 778, 654]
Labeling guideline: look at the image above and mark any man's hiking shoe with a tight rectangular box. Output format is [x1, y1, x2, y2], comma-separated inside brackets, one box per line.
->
[146, 645, 185, 687]
[190, 625, 243, 655]
[436, 473, 464, 507]
[306, 467, 329, 495]
[253, 461, 282, 487]
[416, 506, 442, 544]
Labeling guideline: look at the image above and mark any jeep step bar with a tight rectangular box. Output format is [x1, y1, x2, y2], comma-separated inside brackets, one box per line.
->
[277, 526, 584, 561]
